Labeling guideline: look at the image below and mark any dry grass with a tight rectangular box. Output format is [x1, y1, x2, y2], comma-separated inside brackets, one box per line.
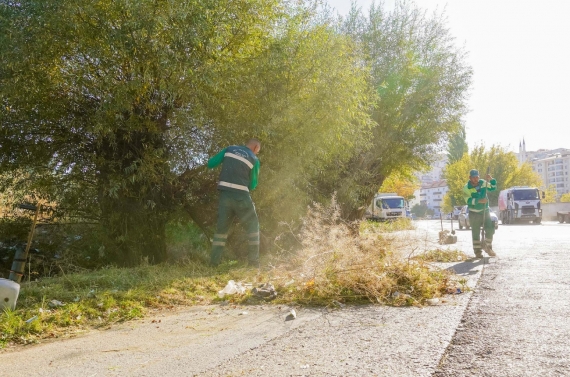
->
[260, 198, 456, 307]
[413, 248, 470, 263]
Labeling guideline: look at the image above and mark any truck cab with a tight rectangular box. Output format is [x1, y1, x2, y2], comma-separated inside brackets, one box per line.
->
[366, 193, 408, 221]
[498, 186, 544, 224]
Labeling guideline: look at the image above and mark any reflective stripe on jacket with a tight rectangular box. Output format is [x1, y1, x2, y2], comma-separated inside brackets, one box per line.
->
[208, 145, 259, 193]
[463, 178, 497, 212]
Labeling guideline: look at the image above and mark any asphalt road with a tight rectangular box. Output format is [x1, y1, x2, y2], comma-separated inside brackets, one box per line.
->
[434, 220, 570, 376]
[1, 220, 568, 376]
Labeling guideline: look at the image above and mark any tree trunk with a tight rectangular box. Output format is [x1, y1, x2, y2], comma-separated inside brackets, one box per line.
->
[95, 125, 172, 266]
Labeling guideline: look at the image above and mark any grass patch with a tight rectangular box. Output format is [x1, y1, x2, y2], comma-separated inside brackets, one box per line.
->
[0, 261, 264, 348]
[413, 248, 470, 263]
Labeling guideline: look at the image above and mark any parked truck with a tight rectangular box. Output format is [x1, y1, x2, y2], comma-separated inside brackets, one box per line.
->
[365, 193, 408, 221]
[498, 186, 544, 224]
[557, 211, 570, 223]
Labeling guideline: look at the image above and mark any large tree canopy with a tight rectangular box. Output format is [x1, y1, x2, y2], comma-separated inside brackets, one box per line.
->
[331, 2, 473, 220]
[1, 0, 287, 265]
[0, 0, 373, 264]
[1, 0, 475, 265]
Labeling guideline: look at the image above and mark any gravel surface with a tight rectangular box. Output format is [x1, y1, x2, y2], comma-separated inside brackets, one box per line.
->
[434, 221, 570, 377]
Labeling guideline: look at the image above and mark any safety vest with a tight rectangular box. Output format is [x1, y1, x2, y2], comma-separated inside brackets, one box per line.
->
[463, 178, 497, 212]
[218, 145, 258, 193]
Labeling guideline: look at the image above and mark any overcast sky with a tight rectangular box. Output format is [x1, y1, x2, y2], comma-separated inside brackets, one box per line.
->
[326, 0, 570, 153]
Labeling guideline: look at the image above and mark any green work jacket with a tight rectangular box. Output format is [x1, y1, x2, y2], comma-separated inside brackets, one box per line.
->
[207, 145, 260, 194]
[463, 178, 497, 213]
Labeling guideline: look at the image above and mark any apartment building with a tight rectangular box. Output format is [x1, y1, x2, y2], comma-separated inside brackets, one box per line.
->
[517, 139, 570, 198]
[531, 153, 570, 196]
[418, 180, 449, 218]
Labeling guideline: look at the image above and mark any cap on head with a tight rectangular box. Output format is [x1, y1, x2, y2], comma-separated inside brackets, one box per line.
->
[469, 169, 479, 177]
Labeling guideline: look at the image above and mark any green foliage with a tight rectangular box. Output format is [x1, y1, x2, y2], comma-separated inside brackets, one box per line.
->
[447, 124, 468, 164]
[1, 0, 474, 265]
[0, 0, 370, 264]
[1, 0, 286, 265]
[543, 184, 558, 203]
[444, 144, 542, 207]
[333, 2, 472, 220]
[222, 4, 374, 237]
[1, 1, 376, 264]
[410, 204, 428, 217]
[560, 193, 570, 203]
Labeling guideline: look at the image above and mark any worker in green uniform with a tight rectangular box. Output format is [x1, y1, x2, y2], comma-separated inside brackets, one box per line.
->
[462, 169, 497, 258]
[207, 139, 261, 267]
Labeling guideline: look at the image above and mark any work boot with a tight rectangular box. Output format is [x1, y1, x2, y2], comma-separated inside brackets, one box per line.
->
[474, 250, 483, 258]
[485, 247, 496, 257]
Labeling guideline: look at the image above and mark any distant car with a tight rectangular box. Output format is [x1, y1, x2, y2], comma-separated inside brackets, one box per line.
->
[490, 211, 499, 229]
[458, 205, 499, 230]
[458, 206, 469, 229]
[452, 206, 462, 220]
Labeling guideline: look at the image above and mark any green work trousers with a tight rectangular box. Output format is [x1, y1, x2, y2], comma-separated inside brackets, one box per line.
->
[469, 210, 495, 253]
[211, 190, 259, 266]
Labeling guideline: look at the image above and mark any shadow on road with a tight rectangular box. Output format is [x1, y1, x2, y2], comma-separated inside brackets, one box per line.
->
[446, 257, 488, 276]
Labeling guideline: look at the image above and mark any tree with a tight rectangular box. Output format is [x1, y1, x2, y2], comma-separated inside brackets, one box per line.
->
[411, 203, 429, 218]
[1, 1, 374, 263]
[333, 1, 472, 220]
[560, 193, 570, 203]
[444, 144, 542, 207]
[447, 124, 468, 164]
[543, 184, 558, 204]
[221, 5, 374, 238]
[441, 193, 454, 214]
[378, 171, 420, 200]
[0, 0, 284, 265]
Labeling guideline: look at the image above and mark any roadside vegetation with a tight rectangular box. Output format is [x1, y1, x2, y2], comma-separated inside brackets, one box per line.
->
[1, 201, 464, 348]
[2, 0, 473, 349]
